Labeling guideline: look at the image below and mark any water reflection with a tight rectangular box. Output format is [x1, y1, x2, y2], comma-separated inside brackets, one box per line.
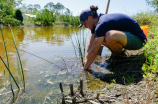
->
[22, 26, 80, 45]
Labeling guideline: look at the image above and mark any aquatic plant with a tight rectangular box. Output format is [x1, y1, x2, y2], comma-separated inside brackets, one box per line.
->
[9, 25, 25, 89]
[68, 28, 88, 66]
[0, 25, 26, 102]
[0, 25, 19, 100]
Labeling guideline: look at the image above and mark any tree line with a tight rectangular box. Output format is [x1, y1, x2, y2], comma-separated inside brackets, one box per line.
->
[0, 0, 157, 26]
[0, 0, 80, 26]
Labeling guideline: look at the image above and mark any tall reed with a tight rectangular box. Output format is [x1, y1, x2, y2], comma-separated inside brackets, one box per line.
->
[9, 25, 25, 89]
[0, 56, 19, 89]
[0, 25, 12, 83]
[0, 25, 20, 102]
[69, 29, 88, 66]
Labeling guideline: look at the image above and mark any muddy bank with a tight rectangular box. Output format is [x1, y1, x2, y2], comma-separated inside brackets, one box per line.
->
[62, 79, 158, 104]
[60, 50, 158, 104]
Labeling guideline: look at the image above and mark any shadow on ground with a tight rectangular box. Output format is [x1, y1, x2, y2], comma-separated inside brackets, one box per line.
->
[86, 51, 145, 85]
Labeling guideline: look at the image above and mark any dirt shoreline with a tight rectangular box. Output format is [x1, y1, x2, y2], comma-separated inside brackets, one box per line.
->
[62, 50, 158, 104]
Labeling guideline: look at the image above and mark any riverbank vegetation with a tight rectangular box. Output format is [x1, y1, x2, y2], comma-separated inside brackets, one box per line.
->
[0, 0, 80, 26]
[133, 11, 158, 81]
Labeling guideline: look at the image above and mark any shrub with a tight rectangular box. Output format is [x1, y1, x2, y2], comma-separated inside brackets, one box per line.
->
[132, 12, 158, 26]
[15, 9, 23, 23]
[3, 15, 21, 26]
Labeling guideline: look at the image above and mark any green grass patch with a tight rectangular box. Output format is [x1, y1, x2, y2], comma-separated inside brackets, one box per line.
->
[133, 12, 158, 80]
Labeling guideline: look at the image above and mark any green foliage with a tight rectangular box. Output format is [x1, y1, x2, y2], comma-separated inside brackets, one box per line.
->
[132, 12, 158, 26]
[34, 4, 41, 11]
[60, 15, 80, 26]
[123, 75, 135, 84]
[44, 2, 54, 11]
[32, 9, 80, 26]
[15, 9, 23, 23]
[1, 1, 80, 26]
[134, 12, 158, 79]
[0, 1, 14, 16]
[2, 15, 21, 26]
[0, 0, 22, 26]
[27, 4, 33, 13]
[33, 9, 55, 26]
[54, 2, 65, 13]
[107, 83, 114, 89]
[146, 0, 158, 12]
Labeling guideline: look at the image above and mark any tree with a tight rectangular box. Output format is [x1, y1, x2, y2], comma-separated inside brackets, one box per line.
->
[44, 2, 54, 11]
[54, 2, 65, 13]
[15, 9, 23, 23]
[65, 8, 71, 15]
[0, 1, 15, 16]
[34, 4, 41, 11]
[15, 0, 22, 7]
[19, 4, 27, 13]
[27, 4, 33, 13]
[0, 0, 22, 26]
[34, 9, 55, 26]
[146, 0, 158, 12]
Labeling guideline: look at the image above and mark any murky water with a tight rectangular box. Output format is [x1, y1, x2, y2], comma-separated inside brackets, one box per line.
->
[0, 26, 111, 103]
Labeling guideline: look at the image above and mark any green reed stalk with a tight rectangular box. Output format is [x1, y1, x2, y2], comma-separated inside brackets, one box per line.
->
[9, 25, 25, 89]
[71, 30, 87, 67]
[74, 32, 84, 66]
[16, 53, 20, 75]
[11, 83, 15, 100]
[0, 25, 12, 82]
[13, 89, 20, 104]
[0, 25, 20, 102]
[0, 25, 17, 99]
[3, 64, 5, 77]
[0, 56, 20, 89]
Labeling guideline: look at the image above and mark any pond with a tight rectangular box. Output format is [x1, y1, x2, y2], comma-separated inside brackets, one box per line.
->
[0, 26, 111, 103]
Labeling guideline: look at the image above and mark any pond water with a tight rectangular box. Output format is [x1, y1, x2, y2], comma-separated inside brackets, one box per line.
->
[0, 26, 111, 103]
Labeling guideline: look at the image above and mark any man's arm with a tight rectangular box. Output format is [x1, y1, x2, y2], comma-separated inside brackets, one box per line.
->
[83, 36, 104, 70]
[87, 33, 95, 52]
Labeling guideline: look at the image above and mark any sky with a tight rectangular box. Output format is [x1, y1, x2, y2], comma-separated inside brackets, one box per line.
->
[22, 0, 154, 16]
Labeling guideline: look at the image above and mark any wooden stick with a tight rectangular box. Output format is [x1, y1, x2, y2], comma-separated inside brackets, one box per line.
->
[59, 83, 65, 104]
[96, 93, 100, 99]
[80, 79, 84, 96]
[105, 0, 111, 14]
[69, 84, 74, 96]
[59, 82, 63, 93]
[62, 94, 65, 104]
[72, 96, 76, 104]
[98, 0, 111, 56]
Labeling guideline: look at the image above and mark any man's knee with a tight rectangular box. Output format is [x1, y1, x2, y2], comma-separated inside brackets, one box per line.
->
[105, 30, 118, 43]
[105, 30, 127, 47]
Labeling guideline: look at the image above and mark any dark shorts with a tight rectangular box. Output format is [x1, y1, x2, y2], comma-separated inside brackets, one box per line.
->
[124, 32, 144, 50]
